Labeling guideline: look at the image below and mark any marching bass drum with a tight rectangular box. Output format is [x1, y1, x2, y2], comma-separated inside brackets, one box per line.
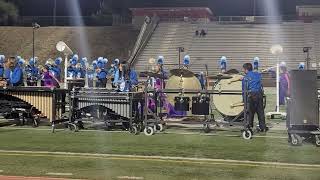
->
[166, 69, 201, 114]
[212, 74, 243, 117]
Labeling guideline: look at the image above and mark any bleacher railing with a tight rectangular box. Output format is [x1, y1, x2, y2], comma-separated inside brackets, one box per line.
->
[7, 16, 115, 26]
[129, 16, 160, 66]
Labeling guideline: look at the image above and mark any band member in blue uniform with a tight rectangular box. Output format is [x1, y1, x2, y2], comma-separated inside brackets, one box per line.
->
[5, 56, 24, 86]
[67, 55, 78, 78]
[114, 61, 138, 92]
[51, 57, 62, 81]
[109, 59, 120, 88]
[242, 63, 267, 132]
[96, 58, 108, 88]
[183, 55, 190, 69]
[78, 57, 88, 78]
[26, 57, 39, 86]
[253, 57, 259, 71]
[197, 72, 206, 90]
[219, 56, 227, 73]
[87, 60, 97, 87]
[298, 62, 305, 70]
[0, 55, 5, 78]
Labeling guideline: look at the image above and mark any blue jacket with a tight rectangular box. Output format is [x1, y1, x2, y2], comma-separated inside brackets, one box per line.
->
[67, 66, 77, 78]
[97, 69, 107, 80]
[114, 69, 138, 86]
[5, 66, 23, 86]
[0, 66, 4, 77]
[26, 65, 39, 80]
[51, 66, 61, 81]
[242, 71, 263, 93]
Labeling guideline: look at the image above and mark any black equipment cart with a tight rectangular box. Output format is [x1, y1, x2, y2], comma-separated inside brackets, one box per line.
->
[287, 70, 320, 146]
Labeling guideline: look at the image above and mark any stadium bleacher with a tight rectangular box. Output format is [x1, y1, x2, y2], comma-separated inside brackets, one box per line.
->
[134, 21, 320, 75]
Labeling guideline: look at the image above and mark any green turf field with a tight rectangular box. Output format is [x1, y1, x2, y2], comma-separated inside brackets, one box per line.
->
[0, 128, 319, 180]
[0, 88, 318, 180]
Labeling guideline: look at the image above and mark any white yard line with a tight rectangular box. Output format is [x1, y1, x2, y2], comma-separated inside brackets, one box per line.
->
[0, 150, 319, 169]
[117, 176, 144, 180]
[46, 173, 73, 176]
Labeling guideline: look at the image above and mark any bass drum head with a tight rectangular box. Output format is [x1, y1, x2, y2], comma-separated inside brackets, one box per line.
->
[166, 72, 201, 114]
[212, 74, 243, 117]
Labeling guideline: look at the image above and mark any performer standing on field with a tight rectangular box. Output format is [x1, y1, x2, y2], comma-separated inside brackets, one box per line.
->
[242, 63, 267, 132]
[279, 62, 290, 105]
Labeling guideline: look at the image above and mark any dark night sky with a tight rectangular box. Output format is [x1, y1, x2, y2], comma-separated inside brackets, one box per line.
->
[17, 0, 320, 16]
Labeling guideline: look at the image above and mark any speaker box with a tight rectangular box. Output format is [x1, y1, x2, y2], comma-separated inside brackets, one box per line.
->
[287, 70, 319, 128]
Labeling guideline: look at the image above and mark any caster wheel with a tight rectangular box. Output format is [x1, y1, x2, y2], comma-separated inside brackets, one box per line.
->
[315, 135, 320, 147]
[130, 126, 139, 135]
[144, 126, 154, 136]
[242, 129, 252, 140]
[290, 134, 302, 146]
[51, 123, 55, 133]
[104, 125, 111, 131]
[69, 124, 79, 132]
[154, 124, 164, 132]
[203, 124, 211, 133]
[32, 118, 39, 128]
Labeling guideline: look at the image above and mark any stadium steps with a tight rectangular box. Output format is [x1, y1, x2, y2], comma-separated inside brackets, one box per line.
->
[134, 21, 320, 75]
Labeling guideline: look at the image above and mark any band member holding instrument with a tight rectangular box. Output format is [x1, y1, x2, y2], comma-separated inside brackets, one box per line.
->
[87, 60, 97, 87]
[197, 72, 206, 90]
[67, 55, 78, 78]
[96, 57, 108, 88]
[228, 63, 267, 132]
[0, 55, 5, 78]
[41, 64, 59, 88]
[242, 63, 267, 132]
[79, 57, 88, 78]
[26, 57, 39, 86]
[109, 59, 120, 88]
[52, 57, 62, 82]
[5, 56, 24, 87]
[114, 61, 138, 92]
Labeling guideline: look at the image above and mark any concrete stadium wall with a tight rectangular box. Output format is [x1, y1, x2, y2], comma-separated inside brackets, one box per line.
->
[0, 26, 139, 63]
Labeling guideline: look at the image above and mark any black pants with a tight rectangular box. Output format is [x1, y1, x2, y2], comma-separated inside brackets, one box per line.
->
[96, 79, 107, 88]
[246, 92, 266, 130]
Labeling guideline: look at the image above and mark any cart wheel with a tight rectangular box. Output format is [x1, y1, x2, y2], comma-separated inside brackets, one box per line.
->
[69, 123, 79, 132]
[242, 129, 252, 140]
[32, 118, 39, 128]
[315, 135, 320, 147]
[51, 123, 55, 133]
[203, 124, 211, 133]
[154, 124, 164, 132]
[130, 126, 139, 135]
[144, 126, 154, 136]
[290, 134, 302, 146]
